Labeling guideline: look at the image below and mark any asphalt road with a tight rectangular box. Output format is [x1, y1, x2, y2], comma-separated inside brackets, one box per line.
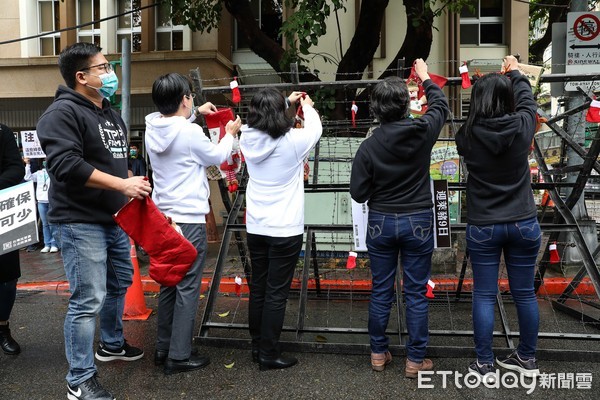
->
[1, 290, 599, 399]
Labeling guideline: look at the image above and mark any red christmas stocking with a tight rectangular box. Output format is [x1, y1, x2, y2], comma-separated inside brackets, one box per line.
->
[205, 108, 235, 144]
[587, 99, 600, 123]
[346, 251, 357, 270]
[113, 197, 197, 287]
[351, 101, 358, 128]
[230, 77, 241, 104]
[459, 63, 471, 89]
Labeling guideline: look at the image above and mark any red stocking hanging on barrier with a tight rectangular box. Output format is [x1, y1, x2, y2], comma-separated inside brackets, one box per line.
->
[204, 108, 243, 192]
[459, 62, 471, 89]
[587, 98, 600, 123]
[235, 275, 242, 297]
[230, 77, 241, 104]
[406, 63, 447, 115]
[549, 242, 560, 264]
[346, 251, 357, 270]
[351, 101, 358, 128]
[425, 280, 435, 299]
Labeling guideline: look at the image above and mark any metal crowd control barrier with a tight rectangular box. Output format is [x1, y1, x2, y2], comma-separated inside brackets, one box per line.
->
[195, 71, 600, 361]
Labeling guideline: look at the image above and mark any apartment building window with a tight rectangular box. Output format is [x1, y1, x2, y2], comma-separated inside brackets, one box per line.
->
[38, 0, 60, 55]
[235, 0, 282, 50]
[116, 0, 142, 52]
[156, 2, 184, 50]
[460, 0, 504, 45]
[78, 0, 101, 45]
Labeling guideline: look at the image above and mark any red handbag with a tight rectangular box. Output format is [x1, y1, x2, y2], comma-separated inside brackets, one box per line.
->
[113, 196, 197, 287]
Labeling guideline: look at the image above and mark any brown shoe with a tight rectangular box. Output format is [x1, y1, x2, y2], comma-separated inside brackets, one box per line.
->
[405, 358, 433, 378]
[371, 351, 392, 372]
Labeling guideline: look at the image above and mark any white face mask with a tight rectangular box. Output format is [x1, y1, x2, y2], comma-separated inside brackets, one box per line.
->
[184, 95, 195, 120]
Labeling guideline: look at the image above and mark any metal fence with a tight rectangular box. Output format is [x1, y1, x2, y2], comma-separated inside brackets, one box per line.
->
[193, 67, 600, 361]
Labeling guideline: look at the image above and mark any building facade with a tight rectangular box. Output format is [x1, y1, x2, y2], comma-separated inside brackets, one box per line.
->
[0, 0, 529, 222]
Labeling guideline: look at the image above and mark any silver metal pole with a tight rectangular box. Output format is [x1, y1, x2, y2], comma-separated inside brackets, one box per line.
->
[121, 38, 131, 138]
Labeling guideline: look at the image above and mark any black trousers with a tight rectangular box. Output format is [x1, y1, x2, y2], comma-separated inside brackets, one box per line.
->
[247, 233, 303, 358]
[0, 279, 17, 321]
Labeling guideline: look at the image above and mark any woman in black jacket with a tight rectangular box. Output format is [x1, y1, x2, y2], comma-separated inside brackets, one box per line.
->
[455, 55, 541, 382]
[0, 123, 26, 355]
[350, 59, 449, 377]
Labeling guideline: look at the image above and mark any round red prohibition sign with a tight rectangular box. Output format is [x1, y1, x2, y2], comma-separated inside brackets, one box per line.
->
[574, 14, 600, 41]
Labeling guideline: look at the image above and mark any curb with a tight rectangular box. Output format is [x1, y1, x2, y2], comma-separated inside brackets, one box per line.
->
[17, 276, 597, 296]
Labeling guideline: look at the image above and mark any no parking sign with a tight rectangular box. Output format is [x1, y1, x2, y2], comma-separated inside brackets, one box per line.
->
[565, 12, 600, 92]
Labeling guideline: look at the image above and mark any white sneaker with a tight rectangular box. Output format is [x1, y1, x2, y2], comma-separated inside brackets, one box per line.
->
[40, 246, 51, 253]
[50, 246, 59, 253]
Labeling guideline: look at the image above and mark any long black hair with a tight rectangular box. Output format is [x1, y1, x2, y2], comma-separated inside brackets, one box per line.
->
[463, 73, 515, 137]
[247, 88, 294, 139]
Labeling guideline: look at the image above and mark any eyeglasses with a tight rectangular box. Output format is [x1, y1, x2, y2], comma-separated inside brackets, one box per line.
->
[186, 93, 197, 99]
[81, 62, 114, 74]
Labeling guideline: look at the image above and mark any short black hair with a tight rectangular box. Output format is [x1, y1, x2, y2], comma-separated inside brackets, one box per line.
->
[151, 73, 193, 115]
[58, 42, 103, 89]
[370, 76, 410, 124]
[247, 88, 294, 139]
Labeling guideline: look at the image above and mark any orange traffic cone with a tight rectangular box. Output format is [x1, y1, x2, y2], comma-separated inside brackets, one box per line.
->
[549, 241, 560, 264]
[124, 238, 152, 320]
[541, 191, 554, 207]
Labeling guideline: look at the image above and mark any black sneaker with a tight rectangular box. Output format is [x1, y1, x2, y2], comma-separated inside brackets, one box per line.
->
[95, 340, 144, 362]
[468, 360, 498, 384]
[67, 374, 115, 400]
[496, 351, 539, 378]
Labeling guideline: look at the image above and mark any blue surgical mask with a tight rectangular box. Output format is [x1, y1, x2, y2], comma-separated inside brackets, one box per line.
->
[93, 71, 119, 98]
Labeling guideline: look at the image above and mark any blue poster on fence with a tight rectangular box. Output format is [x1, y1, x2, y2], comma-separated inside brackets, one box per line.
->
[0, 181, 38, 255]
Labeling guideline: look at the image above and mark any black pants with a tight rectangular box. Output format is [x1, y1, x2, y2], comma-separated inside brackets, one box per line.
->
[0, 279, 17, 321]
[247, 233, 303, 358]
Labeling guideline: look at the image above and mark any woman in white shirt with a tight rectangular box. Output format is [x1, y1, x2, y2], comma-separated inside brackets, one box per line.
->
[240, 89, 322, 370]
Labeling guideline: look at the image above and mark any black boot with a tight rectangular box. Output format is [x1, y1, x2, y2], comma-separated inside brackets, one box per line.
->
[0, 322, 21, 355]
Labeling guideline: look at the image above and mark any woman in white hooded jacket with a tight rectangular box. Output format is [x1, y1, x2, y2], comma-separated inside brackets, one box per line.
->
[240, 88, 322, 370]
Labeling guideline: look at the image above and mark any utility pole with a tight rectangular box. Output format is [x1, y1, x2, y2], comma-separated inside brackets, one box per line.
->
[121, 39, 131, 138]
[564, 0, 598, 264]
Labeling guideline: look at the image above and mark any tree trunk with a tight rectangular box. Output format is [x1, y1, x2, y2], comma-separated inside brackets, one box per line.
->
[379, 0, 434, 80]
[529, 4, 568, 65]
[331, 0, 390, 120]
[352, 0, 435, 123]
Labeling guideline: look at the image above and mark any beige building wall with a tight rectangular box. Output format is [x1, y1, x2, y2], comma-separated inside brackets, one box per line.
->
[0, 1, 530, 226]
[294, 2, 529, 81]
[1, 0, 22, 58]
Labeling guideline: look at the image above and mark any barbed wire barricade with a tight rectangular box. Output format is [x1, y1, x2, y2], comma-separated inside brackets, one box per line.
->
[194, 65, 600, 360]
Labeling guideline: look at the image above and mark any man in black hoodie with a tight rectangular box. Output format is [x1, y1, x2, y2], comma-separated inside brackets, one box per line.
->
[37, 42, 152, 400]
[350, 59, 449, 377]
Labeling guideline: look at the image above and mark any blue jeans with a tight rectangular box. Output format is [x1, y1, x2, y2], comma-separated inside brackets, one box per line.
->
[366, 209, 434, 362]
[466, 217, 541, 364]
[54, 223, 133, 386]
[37, 202, 56, 247]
